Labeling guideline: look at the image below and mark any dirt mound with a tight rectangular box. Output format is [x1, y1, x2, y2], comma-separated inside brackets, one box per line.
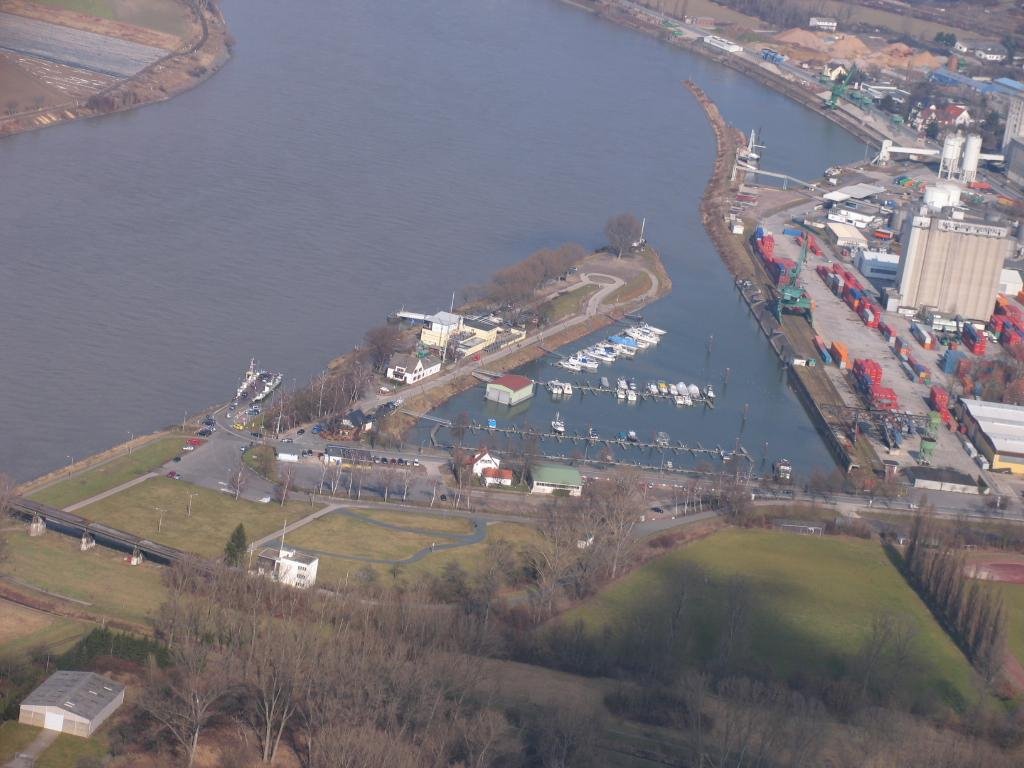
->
[774, 28, 826, 51]
[830, 35, 870, 58]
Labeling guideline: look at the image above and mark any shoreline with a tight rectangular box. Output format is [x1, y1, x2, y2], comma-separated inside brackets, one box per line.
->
[0, 0, 231, 138]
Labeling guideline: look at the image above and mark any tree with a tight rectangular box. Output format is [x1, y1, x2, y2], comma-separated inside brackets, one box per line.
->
[605, 213, 642, 258]
[227, 459, 248, 501]
[935, 31, 957, 48]
[363, 324, 403, 370]
[925, 121, 940, 140]
[224, 523, 247, 566]
[581, 469, 644, 580]
[276, 464, 296, 506]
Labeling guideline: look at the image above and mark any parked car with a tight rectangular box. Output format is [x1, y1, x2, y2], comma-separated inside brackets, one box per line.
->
[281, 437, 294, 443]
[196, 429, 212, 437]
[297, 428, 306, 435]
[166, 471, 181, 480]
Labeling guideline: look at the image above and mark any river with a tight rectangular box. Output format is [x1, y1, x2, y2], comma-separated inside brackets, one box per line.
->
[0, 0, 863, 481]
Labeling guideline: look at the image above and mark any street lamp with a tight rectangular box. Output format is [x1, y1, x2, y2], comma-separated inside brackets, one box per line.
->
[127, 432, 134, 455]
[186, 492, 198, 519]
[65, 455, 73, 480]
[154, 506, 166, 533]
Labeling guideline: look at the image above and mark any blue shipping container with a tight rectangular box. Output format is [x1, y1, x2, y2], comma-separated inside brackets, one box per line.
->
[941, 349, 964, 374]
[782, 228, 802, 237]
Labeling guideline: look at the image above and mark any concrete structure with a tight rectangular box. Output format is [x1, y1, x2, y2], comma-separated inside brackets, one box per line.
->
[974, 42, 1007, 62]
[255, 547, 319, 588]
[1000, 268, 1023, 296]
[904, 466, 981, 493]
[19, 671, 124, 737]
[485, 374, 535, 406]
[808, 16, 837, 32]
[452, 317, 499, 358]
[481, 467, 514, 487]
[386, 352, 441, 385]
[855, 248, 901, 282]
[529, 464, 583, 496]
[1006, 137, 1024, 185]
[826, 221, 868, 248]
[958, 398, 1024, 474]
[895, 211, 1012, 320]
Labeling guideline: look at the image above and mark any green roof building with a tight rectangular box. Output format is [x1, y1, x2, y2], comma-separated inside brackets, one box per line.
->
[529, 463, 583, 496]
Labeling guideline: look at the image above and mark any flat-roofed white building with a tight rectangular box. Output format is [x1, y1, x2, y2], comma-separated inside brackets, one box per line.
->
[256, 547, 319, 588]
[19, 671, 125, 737]
[958, 398, 1024, 474]
[855, 248, 901, 281]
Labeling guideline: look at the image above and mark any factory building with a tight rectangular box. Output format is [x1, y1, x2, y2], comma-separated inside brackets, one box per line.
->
[855, 249, 901, 282]
[1003, 95, 1024, 151]
[893, 187, 1013, 320]
[1007, 137, 1024, 186]
[958, 399, 1024, 474]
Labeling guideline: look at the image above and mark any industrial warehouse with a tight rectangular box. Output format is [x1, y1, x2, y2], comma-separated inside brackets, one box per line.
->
[958, 399, 1024, 474]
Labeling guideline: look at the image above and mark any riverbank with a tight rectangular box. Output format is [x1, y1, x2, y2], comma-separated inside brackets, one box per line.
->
[0, 0, 231, 138]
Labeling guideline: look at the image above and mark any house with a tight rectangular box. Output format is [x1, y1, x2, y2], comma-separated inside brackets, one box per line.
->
[975, 43, 1008, 62]
[255, 547, 319, 588]
[529, 463, 583, 496]
[485, 374, 535, 405]
[19, 671, 125, 737]
[808, 16, 837, 32]
[822, 61, 849, 82]
[481, 467, 514, 487]
[386, 352, 441, 385]
[276, 446, 300, 463]
[461, 449, 501, 477]
[915, 104, 973, 131]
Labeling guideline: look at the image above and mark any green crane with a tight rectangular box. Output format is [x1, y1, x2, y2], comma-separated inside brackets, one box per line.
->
[824, 64, 859, 110]
[772, 239, 813, 324]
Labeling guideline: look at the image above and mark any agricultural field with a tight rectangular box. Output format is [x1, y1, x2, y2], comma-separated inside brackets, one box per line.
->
[0, 600, 88, 658]
[2, 529, 165, 627]
[564, 529, 978, 709]
[73, 477, 315, 558]
[29, 436, 186, 509]
[26, 0, 192, 38]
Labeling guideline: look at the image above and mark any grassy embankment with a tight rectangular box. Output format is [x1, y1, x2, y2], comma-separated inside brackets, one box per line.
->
[27, 437, 186, 509]
[68, 477, 318, 559]
[563, 529, 978, 710]
[29, 0, 191, 37]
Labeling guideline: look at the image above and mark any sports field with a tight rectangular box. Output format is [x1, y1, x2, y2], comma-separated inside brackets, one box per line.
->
[565, 529, 977, 708]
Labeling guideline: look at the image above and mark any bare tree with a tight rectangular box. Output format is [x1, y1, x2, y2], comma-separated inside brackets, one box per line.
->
[363, 325, 403, 370]
[277, 464, 296, 506]
[605, 213, 642, 258]
[581, 469, 644, 580]
[227, 459, 248, 501]
[524, 500, 586, 619]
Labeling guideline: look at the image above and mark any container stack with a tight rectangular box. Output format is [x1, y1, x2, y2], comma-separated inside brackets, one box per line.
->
[831, 340, 849, 369]
[859, 300, 881, 329]
[992, 295, 1024, 351]
[853, 358, 899, 411]
[961, 323, 987, 355]
[940, 348, 964, 375]
[878, 320, 896, 345]
[911, 361, 931, 385]
[870, 385, 900, 410]
[910, 322, 935, 350]
[894, 337, 911, 360]
[929, 385, 954, 426]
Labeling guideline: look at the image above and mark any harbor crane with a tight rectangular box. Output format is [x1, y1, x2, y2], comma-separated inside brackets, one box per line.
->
[772, 239, 813, 324]
[824, 64, 859, 110]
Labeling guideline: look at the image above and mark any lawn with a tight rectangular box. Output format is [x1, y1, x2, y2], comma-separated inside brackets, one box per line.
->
[285, 513, 440, 562]
[401, 522, 542, 579]
[563, 529, 977, 710]
[36, 730, 108, 768]
[996, 582, 1024, 669]
[0, 601, 88, 659]
[358, 508, 475, 535]
[29, 437, 187, 510]
[76, 478, 317, 559]
[2, 530, 166, 627]
[540, 284, 600, 323]
[0, 721, 41, 765]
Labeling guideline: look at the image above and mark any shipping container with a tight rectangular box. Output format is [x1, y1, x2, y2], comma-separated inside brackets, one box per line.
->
[813, 335, 833, 364]
[910, 322, 934, 349]
[782, 227, 802, 237]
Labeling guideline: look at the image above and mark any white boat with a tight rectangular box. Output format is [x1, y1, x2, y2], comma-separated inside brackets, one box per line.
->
[677, 381, 687, 394]
[627, 430, 638, 442]
[647, 383, 658, 395]
[641, 323, 667, 336]
[656, 432, 670, 447]
[547, 380, 565, 395]
[562, 382, 574, 396]
[613, 344, 636, 357]
[623, 331, 652, 348]
[617, 388, 627, 399]
[687, 383, 700, 397]
[626, 389, 637, 402]
[657, 381, 668, 395]
[558, 358, 582, 371]
[575, 356, 599, 371]
[669, 384, 679, 396]
[677, 390, 692, 406]
[628, 379, 637, 391]
[626, 326, 659, 345]
[600, 376, 610, 388]
[704, 384, 716, 400]
[551, 412, 565, 434]
[588, 348, 616, 363]
[617, 378, 628, 390]
[674, 395, 687, 406]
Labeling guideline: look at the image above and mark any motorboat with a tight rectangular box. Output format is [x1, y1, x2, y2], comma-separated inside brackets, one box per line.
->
[558, 358, 582, 372]
[616, 378, 628, 390]
[687, 383, 700, 397]
[562, 382, 574, 396]
[640, 323, 667, 336]
[627, 430, 638, 442]
[657, 381, 668, 395]
[628, 379, 637, 391]
[600, 376, 610, 388]
[626, 389, 637, 402]
[551, 412, 565, 434]
[704, 384, 716, 400]
[617, 388, 627, 399]
[669, 384, 679, 396]
[547, 380, 564, 395]
[587, 427, 599, 441]
[647, 383, 658, 395]
[656, 432, 670, 447]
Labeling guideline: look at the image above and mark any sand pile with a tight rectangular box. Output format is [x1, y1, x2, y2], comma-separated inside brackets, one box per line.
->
[774, 28, 826, 51]
[830, 35, 870, 58]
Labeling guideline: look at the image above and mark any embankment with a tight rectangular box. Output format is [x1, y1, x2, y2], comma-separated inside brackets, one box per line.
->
[0, 0, 231, 138]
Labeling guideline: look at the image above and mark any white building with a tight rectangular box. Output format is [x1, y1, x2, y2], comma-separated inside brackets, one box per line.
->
[419, 311, 463, 349]
[481, 467, 514, 486]
[826, 221, 869, 248]
[974, 43, 1007, 62]
[855, 248, 901, 282]
[703, 35, 742, 54]
[256, 547, 319, 588]
[1000, 268, 1023, 296]
[386, 352, 441, 385]
[277, 446, 300, 463]
[1004, 96, 1024, 151]
[808, 17, 837, 32]
[461, 449, 501, 477]
[20, 671, 125, 737]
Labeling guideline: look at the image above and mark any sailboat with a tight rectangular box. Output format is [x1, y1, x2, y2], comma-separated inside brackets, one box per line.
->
[551, 412, 565, 434]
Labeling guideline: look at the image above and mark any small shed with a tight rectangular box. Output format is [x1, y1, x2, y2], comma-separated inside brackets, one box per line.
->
[485, 374, 535, 406]
[19, 671, 125, 737]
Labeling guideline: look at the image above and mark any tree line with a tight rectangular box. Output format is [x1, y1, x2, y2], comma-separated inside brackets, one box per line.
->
[901, 512, 1007, 683]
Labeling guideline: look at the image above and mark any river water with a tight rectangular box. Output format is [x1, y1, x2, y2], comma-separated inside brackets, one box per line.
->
[0, 0, 863, 481]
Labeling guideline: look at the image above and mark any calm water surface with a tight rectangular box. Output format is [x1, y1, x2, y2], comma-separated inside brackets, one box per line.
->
[0, 0, 863, 480]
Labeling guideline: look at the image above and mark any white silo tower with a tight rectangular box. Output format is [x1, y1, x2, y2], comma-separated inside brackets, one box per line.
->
[960, 133, 983, 184]
[939, 133, 964, 179]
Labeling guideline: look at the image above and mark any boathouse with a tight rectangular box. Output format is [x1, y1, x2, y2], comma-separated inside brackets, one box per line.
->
[529, 464, 583, 496]
[485, 374, 535, 406]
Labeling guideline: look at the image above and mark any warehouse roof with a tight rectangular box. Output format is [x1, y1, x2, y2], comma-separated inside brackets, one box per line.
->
[825, 182, 885, 201]
[489, 374, 533, 391]
[826, 221, 868, 245]
[962, 399, 1024, 455]
[531, 464, 583, 487]
[23, 672, 124, 721]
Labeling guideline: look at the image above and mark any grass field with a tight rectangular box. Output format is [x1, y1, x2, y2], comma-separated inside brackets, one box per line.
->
[76, 478, 316, 559]
[29, 437, 186, 510]
[0, 722, 41, 765]
[36, 730, 108, 768]
[564, 530, 977, 709]
[30, 0, 191, 37]
[284, 513, 440, 565]
[995, 582, 1024, 669]
[402, 522, 542, 579]
[2, 530, 165, 627]
[0, 600, 88, 658]
[359, 508, 475, 535]
[541, 284, 600, 323]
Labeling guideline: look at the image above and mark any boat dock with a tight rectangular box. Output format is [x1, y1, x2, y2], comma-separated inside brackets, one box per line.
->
[542, 380, 715, 408]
